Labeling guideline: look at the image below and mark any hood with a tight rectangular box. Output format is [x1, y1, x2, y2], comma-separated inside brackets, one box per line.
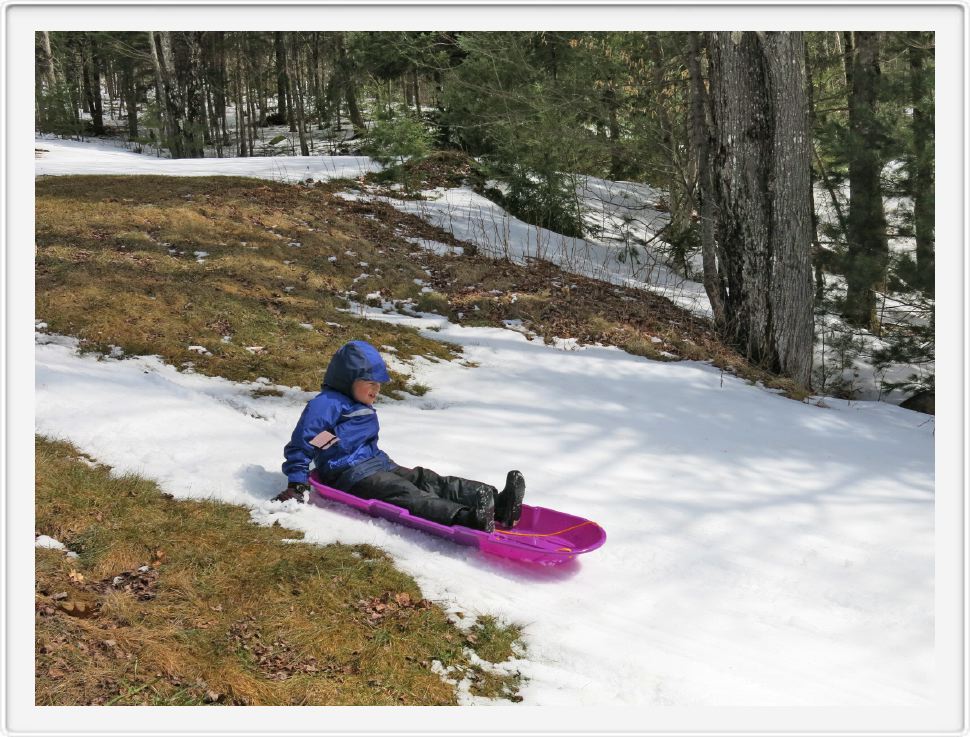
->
[322, 341, 391, 397]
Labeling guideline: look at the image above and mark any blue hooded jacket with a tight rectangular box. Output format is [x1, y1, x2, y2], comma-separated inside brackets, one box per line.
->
[282, 341, 397, 488]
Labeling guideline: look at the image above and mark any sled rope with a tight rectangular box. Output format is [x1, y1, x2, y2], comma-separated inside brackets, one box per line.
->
[497, 520, 599, 538]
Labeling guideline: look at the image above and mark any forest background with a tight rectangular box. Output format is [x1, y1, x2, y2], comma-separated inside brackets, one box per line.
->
[34, 28, 937, 404]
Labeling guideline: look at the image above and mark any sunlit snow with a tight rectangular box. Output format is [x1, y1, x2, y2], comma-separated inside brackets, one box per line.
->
[33, 137, 934, 707]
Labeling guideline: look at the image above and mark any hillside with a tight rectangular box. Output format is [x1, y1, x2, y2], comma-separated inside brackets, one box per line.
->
[31, 139, 936, 713]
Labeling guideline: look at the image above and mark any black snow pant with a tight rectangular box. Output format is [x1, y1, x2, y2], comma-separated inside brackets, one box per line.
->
[347, 466, 496, 527]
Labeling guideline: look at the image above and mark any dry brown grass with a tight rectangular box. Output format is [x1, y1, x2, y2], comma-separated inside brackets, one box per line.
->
[35, 436, 523, 706]
[35, 175, 460, 396]
[37, 172, 802, 398]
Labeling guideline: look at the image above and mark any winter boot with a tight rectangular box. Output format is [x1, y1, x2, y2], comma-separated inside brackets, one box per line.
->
[455, 486, 495, 532]
[495, 470, 525, 528]
[475, 486, 496, 533]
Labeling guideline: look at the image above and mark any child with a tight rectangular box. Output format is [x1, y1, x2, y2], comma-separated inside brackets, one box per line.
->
[275, 340, 525, 532]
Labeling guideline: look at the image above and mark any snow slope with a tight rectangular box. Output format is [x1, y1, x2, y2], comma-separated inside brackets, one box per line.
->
[345, 182, 712, 317]
[35, 315, 934, 707]
[32, 137, 935, 708]
[35, 135, 379, 183]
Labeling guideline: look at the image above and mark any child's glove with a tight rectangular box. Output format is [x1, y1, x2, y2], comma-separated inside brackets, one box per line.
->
[273, 482, 309, 503]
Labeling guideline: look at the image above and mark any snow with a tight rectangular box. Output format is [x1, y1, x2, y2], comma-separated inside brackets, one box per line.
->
[35, 135, 379, 183]
[373, 185, 713, 317]
[29, 136, 937, 711]
[34, 315, 933, 707]
[35, 535, 79, 559]
[405, 236, 465, 257]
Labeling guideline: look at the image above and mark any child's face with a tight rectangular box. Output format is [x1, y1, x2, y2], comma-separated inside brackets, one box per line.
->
[352, 379, 381, 405]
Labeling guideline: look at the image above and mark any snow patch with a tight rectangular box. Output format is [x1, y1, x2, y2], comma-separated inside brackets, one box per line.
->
[35, 535, 80, 559]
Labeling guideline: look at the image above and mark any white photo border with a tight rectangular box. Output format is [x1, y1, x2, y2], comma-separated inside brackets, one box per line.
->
[3, 2, 966, 735]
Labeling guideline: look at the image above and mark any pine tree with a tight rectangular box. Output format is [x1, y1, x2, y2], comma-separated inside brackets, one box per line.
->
[842, 31, 889, 331]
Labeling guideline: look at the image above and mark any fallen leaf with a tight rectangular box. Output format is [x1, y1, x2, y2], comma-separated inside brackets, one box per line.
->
[58, 599, 95, 618]
[394, 592, 412, 607]
[68, 570, 85, 584]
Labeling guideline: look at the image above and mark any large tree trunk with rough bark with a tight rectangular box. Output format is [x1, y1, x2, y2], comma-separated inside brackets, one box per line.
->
[706, 31, 815, 389]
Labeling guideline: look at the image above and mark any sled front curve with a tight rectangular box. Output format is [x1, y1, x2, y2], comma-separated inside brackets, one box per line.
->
[307, 472, 606, 565]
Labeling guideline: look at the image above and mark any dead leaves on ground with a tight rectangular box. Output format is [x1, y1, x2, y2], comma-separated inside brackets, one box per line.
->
[356, 591, 433, 626]
[227, 615, 359, 682]
[36, 549, 165, 623]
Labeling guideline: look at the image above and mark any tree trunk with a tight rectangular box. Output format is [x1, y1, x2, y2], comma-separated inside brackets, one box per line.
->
[647, 32, 693, 262]
[312, 33, 326, 129]
[687, 31, 727, 331]
[87, 33, 105, 134]
[155, 32, 192, 157]
[345, 80, 366, 136]
[121, 54, 138, 139]
[908, 31, 934, 295]
[843, 31, 889, 330]
[412, 68, 422, 116]
[286, 33, 310, 156]
[104, 64, 116, 119]
[213, 31, 230, 147]
[181, 33, 206, 157]
[148, 31, 179, 156]
[81, 35, 103, 133]
[40, 31, 58, 88]
[65, 34, 82, 125]
[707, 31, 815, 389]
[202, 78, 215, 147]
[234, 34, 248, 156]
[804, 37, 826, 303]
[247, 73, 258, 153]
[336, 33, 366, 136]
[197, 34, 216, 147]
[274, 32, 290, 123]
[37, 31, 58, 128]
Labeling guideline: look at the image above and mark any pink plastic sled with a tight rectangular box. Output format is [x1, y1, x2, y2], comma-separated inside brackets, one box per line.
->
[308, 471, 606, 565]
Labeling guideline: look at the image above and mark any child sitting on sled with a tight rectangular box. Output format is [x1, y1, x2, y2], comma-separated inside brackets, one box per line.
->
[274, 340, 525, 532]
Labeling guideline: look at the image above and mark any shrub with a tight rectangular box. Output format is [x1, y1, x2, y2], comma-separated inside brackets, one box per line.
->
[362, 116, 433, 190]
